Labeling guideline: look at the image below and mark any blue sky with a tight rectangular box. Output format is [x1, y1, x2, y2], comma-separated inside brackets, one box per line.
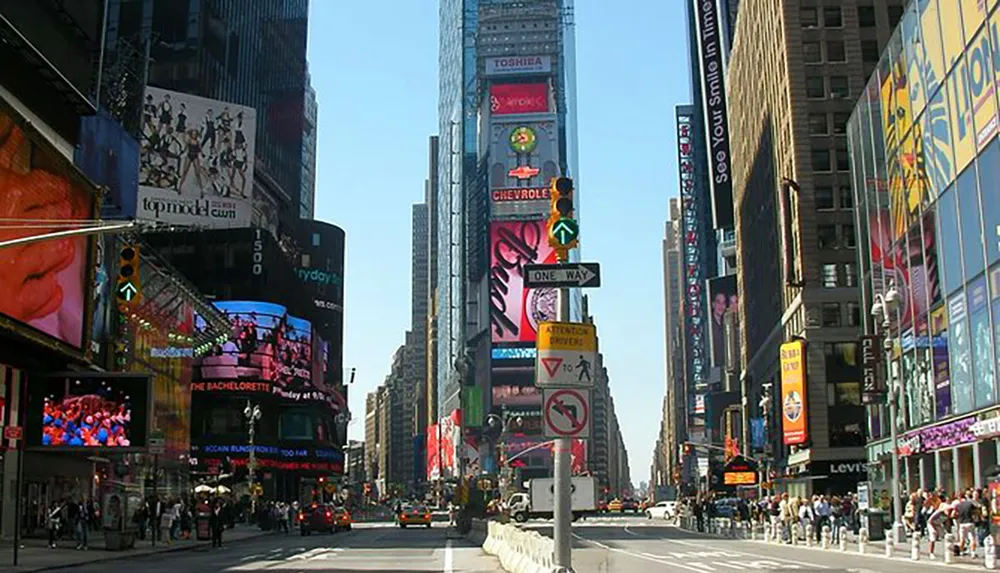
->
[308, 1, 690, 485]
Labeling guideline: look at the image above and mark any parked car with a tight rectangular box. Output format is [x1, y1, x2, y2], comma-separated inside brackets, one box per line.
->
[645, 501, 678, 520]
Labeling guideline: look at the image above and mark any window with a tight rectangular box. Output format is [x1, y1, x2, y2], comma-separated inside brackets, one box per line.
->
[843, 224, 856, 248]
[833, 113, 850, 135]
[205, 407, 246, 435]
[279, 411, 315, 440]
[980, 141, 1000, 266]
[958, 165, 985, 279]
[823, 7, 843, 27]
[801, 7, 818, 27]
[822, 302, 842, 326]
[816, 186, 836, 210]
[861, 40, 880, 64]
[812, 147, 832, 171]
[888, 5, 905, 28]
[836, 141, 851, 171]
[830, 76, 850, 98]
[857, 5, 877, 28]
[804, 42, 822, 64]
[809, 113, 829, 135]
[823, 264, 839, 287]
[827, 41, 847, 62]
[846, 302, 861, 326]
[937, 186, 963, 295]
[312, 232, 321, 247]
[844, 262, 858, 286]
[818, 224, 838, 249]
[807, 76, 826, 98]
[840, 185, 854, 209]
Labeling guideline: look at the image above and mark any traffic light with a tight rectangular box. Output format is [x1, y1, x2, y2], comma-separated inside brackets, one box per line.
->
[547, 176, 578, 260]
[117, 244, 141, 305]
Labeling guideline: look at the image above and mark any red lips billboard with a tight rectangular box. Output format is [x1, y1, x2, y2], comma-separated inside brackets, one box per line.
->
[490, 83, 549, 115]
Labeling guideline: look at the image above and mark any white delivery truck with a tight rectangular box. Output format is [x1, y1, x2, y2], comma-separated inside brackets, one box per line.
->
[507, 476, 597, 522]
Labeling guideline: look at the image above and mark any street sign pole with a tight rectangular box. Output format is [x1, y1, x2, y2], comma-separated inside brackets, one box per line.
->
[553, 285, 572, 570]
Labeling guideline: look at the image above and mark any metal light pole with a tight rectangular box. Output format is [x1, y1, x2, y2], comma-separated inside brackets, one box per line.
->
[244, 401, 261, 518]
[870, 283, 905, 544]
[553, 285, 572, 569]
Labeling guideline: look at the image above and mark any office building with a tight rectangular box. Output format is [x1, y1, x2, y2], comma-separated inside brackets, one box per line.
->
[849, 0, 1000, 493]
[726, 0, 904, 495]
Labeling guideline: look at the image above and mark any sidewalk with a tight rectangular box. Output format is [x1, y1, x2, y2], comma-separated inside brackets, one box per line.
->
[0, 525, 268, 573]
[685, 518, 986, 566]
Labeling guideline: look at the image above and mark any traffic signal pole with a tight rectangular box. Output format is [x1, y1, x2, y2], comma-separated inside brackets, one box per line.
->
[553, 285, 572, 569]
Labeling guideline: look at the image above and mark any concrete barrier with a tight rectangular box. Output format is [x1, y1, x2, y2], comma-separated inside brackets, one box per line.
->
[481, 520, 560, 573]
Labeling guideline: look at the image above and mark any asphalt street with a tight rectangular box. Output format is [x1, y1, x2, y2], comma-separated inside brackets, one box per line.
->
[529, 515, 986, 573]
[60, 522, 500, 573]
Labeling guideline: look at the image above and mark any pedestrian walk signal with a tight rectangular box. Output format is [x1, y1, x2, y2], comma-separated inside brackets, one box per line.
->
[117, 245, 141, 305]
[547, 177, 578, 258]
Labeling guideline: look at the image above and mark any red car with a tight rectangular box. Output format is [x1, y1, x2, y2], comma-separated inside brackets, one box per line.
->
[299, 503, 337, 535]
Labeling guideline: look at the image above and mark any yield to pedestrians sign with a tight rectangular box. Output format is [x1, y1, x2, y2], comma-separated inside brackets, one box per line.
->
[535, 321, 597, 388]
[543, 388, 590, 439]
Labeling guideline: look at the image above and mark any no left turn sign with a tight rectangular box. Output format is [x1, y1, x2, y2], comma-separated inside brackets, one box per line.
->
[543, 388, 591, 439]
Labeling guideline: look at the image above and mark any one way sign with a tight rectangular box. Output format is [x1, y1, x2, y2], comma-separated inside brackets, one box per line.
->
[523, 263, 601, 289]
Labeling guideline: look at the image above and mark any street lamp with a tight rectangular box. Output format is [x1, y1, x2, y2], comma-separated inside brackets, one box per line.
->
[870, 282, 905, 544]
[244, 400, 261, 518]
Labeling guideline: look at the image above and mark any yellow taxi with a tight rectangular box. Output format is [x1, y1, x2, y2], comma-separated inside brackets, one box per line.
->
[333, 506, 352, 532]
[607, 499, 623, 513]
[398, 504, 432, 528]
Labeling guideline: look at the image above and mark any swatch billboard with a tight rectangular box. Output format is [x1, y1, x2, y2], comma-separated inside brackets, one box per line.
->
[489, 220, 558, 344]
[193, 301, 332, 403]
[138, 87, 255, 228]
[490, 83, 549, 115]
[0, 95, 96, 352]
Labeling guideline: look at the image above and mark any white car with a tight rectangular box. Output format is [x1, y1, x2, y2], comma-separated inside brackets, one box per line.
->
[645, 501, 678, 520]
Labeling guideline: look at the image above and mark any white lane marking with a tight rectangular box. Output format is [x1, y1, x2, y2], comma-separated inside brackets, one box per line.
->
[571, 533, 709, 573]
[661, 536, 829, 569]
[444, 538, 454, 573]
[240, 553, 264, 561]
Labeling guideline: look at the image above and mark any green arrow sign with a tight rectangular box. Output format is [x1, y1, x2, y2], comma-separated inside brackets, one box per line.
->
[551, 218, 579, 246]
[117, 281, 138, 302]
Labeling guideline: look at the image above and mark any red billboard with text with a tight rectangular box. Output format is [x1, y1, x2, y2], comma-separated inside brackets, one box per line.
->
[490, 83, 549, 115]
[490, 220, 558, 344]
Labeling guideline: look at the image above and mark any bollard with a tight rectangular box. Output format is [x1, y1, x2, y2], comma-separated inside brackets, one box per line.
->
[751, 522, 757, 541]
[806, 524, 814, 547]
[763, 522, 771, 543]
[859, 527, 868, 554]
[911, 531, 921, 561]
[839, 526, 848, 551]
[885, 535, 894, 558]
[985, 535, 997, 569]
[821, 525, 830, 550]
[944, 533, 955, 564]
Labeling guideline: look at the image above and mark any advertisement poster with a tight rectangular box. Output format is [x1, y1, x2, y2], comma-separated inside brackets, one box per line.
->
[30, 373, 151, 449]
[138, 86, 255, 228]
[707, 275, 738, 370]
[484, 55, 551, 76]
[948, 292, 973, 413]
[0, 98, 95, 350]
[931, 305, 952, 418]
[779, 340, 808, 445]
[489, 220, 558, 343]
[490, 83, 549, 115]
[492, 385, 542, 407]
[89, 236, 111, 362]
[868, 212, 941, 332]
[427, 423, 440, 481]
[194, 301, 331, 403]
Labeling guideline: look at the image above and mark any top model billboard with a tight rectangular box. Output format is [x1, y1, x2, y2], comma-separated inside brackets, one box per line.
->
[693, 0, 734, 230]
[489, 220, 558, 344]
[485, 55, 552, 77]
[490, 83, 549, 116]
[0, 95, 96, 351]
[138, 87, 256, 228]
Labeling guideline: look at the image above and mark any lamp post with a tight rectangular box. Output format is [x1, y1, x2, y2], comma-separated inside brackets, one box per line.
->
[870, 282, 905, 544]
[244, 400, 261, 518]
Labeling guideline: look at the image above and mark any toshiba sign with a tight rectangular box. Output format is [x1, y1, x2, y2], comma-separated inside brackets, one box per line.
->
[485, 55, 552, 76]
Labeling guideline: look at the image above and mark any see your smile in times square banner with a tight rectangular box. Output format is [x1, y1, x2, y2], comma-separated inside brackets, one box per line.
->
[193, 301, 345, 408]
[0, 94, 96, 352]
[490, 220, 558, 344]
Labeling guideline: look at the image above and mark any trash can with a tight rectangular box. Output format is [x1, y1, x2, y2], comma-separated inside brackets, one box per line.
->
[862, 509, 886, 541]
[195, 503, 212, 541]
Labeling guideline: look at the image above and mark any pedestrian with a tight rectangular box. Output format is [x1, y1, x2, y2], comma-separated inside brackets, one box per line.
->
[75, 498, 89, 550]
[47, 500, 65, 548]
[210, 501, 224, 548]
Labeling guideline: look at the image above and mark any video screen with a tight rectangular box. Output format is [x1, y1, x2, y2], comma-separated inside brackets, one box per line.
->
[31, 374, 149, 449]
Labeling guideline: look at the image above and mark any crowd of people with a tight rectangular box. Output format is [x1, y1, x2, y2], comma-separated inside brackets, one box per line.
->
[681, 486, 1000, 559]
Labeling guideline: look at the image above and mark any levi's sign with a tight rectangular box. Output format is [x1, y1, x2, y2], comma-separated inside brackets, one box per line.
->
[523, 263, 601, 288]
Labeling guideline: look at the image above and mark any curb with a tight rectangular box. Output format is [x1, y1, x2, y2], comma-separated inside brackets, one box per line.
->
[16, 529, 271, 572]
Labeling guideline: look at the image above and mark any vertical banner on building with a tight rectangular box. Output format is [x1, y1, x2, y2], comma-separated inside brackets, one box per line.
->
[676, 108, 707, 432]
[692, 0, 734, 230]
[779, 339, 808, 445]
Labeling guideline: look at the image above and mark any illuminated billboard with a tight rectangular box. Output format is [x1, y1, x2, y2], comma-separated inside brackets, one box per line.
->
[489, 220, 558, 343]
[138, 87, 255, 228]
[485, 55, 552, 76]
[0, 95, 97, 351]
[487, 119, 560, 217]
[490, 83, 549, 115]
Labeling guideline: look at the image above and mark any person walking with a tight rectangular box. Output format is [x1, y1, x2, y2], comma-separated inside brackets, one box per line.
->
[210, 501, 225, 548]
[74, 498, 89, 550]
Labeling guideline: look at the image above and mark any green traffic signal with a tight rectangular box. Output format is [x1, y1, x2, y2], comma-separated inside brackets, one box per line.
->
[551, 217, 579, 246]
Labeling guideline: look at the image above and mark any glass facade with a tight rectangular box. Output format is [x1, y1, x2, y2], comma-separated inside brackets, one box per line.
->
[849, 0, 1000, 438]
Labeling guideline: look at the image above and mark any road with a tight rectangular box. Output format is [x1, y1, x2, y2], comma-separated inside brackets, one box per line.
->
[62, 522, 500, 572]
[528, 515, 982, 572]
